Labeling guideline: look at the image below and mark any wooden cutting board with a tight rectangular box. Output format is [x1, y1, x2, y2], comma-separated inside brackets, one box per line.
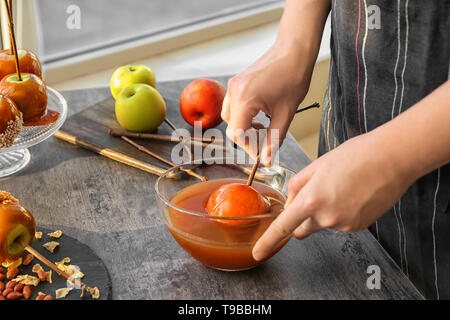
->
[61, 87, 229, 174]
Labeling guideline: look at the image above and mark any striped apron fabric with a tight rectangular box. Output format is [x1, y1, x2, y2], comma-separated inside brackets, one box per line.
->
[318, 0, 450, 299]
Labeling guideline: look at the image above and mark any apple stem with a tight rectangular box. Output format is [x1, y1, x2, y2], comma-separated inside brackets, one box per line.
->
[20, 242, 96, 298]
[3, 0, 21, 81]
[247, 154, 260, 187]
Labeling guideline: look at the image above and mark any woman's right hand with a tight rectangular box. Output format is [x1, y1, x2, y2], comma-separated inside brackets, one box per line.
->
[221, 42, 314, 166]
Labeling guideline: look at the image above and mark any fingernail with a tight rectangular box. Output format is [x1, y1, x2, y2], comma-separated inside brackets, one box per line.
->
[252, 249, 265, 261]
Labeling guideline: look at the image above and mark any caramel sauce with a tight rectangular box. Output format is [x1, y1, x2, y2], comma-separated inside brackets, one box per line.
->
[23, 109, 59, 126]
[168, 179, 289, 270]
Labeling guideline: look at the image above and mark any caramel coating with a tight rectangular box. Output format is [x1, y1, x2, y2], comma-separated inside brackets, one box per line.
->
[0, 95, 22, 148]
[0, 49, 42, 81]
[0, 73, 47, 124]
[0, 191, 35, 263]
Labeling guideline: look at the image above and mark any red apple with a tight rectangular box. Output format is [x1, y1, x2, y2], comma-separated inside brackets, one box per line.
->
[0, 73, 47, 124]
[205, 183, 268, 225]
[180, 78, 225, 129]
[0, 49, 42, 82]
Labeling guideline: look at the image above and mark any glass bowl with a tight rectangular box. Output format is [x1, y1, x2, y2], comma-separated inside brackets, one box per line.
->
[0, 87, 68, 178]
[155, 158, 296, 271]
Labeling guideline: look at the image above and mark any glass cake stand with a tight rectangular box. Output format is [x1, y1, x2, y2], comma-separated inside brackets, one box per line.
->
[0, 87, 68, 178]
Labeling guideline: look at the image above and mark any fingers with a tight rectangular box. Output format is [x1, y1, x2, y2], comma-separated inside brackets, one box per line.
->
[239, 120, 266, 159]
[293, 217, 322, 240]
[286, 164, 315, 207]
[225, 102, 261, 158]
[252, 191, 311, 261]
[226, 102, 259, 135]
[221, 92, 230, 122]
[260, 109, 293, 167]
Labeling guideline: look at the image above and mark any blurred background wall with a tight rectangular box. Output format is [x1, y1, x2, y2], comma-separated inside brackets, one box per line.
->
[1, 0, 330, 159]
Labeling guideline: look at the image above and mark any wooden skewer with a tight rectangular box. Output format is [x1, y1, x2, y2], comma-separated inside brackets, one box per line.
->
[7, 0, 13, 54]
[21, 242, 96, 298]
[120, 135, 207, 182]
[54, 130, 166, 176]
[163, 118, 193, 161]
[109, 128, 227, 151]
[265, 102, 321, 120]
[3, 0, 20, 81]
[246, 154, 260, 186]
[109, 128, 223, 143]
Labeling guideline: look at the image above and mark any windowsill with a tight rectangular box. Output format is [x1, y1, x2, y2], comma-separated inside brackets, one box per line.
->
[50, 15, 330, 91]
[44, 2, 285, 85]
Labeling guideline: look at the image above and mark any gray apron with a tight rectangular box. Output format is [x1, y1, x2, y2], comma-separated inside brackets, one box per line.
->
[319, 0, 450, 299]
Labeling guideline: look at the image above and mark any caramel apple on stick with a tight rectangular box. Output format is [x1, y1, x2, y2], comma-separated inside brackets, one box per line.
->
[0, 95, 22, 148]
[0, 190, 98, 298]
[0, 0, 47, 125]
[0, 191, 34, 262]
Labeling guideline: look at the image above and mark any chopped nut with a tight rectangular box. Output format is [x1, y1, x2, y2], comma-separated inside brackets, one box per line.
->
[55, 287, 72, 299]
[90, 287, 100, 299]
[66, 265, 84, 279]
[23, 254, 34, 266]
[48, 230, 63, 239]
[2, 258, 22, 269]
[47, 270, 52, 284]
[35, 232, 43, 240]
[55, 257, 70, 267]
[42, 241, 60, 253]
[32, 264, 43, 273]
[12, 275, 40, 286]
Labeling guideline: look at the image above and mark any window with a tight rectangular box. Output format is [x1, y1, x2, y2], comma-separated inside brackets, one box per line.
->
[34, 0, 284, 64]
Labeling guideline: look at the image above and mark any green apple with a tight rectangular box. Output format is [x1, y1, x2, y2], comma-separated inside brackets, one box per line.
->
[115, 83, 166, 132]
[110, 65, 156, 99]
[7, 224, 32, 256]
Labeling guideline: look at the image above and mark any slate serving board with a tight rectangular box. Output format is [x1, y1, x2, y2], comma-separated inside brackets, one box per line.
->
[13, 227, 111, 300]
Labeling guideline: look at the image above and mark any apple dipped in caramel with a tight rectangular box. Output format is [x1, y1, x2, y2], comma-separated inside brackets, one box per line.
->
[0, 95, 22, 148]
[0, 73, 47, 125]
[205, 183, 269, 225]
[0, 49, 42, 82]
[0, 191, 35, 263]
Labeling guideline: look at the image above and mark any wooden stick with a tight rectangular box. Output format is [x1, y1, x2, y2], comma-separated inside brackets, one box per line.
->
[164, 118, 177, 132]
[120, 136, 207, 182]
[109, 128, 227, 151]
[163, 118, 193, 161]
[109, 128, 223, 143]
[265, 102, 320, 120]
[7, 0, 12, 54]
[246, 154, 260, 186]
[54, 130, 166, 176]
[21, 243, 96, 298]
[3, 0, 20, 81]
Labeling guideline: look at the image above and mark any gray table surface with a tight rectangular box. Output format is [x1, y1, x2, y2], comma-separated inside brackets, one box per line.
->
[0, 77, 423, 300]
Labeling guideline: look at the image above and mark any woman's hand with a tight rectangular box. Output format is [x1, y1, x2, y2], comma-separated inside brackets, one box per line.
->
[252, 132, 416, 261]
[221, 44, 313, 166]
[252, 80, 450, 261]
